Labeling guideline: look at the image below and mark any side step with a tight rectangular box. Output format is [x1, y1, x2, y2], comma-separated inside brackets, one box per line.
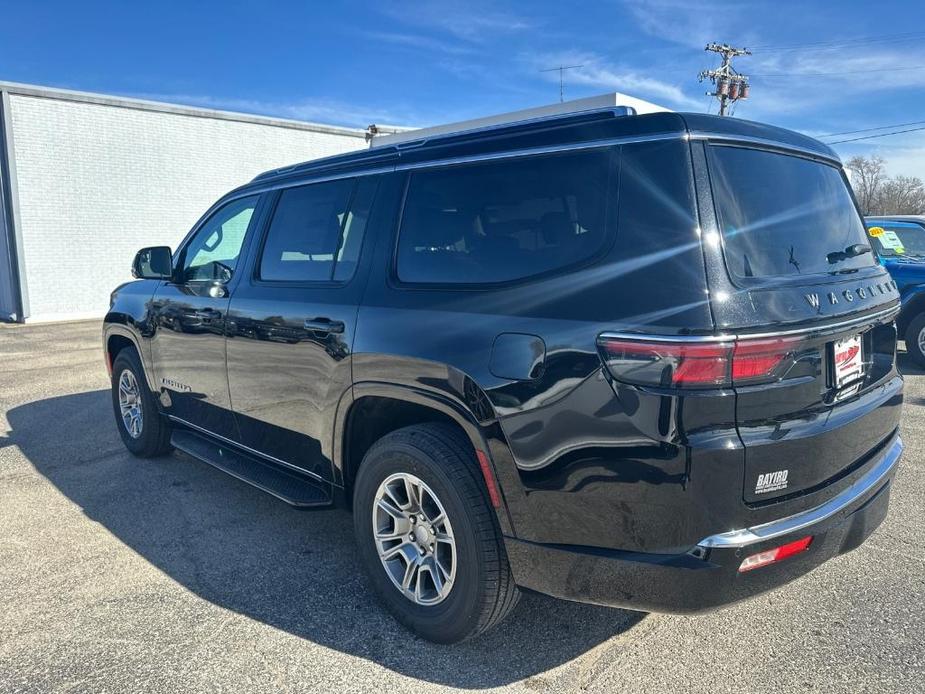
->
[170, 429, 333, 508]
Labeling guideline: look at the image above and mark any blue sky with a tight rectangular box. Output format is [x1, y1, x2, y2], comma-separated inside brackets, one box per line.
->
[2, 0, 925, 177]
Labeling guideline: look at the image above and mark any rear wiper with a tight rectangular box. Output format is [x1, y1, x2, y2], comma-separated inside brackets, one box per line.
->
[827, 243, 871, 264]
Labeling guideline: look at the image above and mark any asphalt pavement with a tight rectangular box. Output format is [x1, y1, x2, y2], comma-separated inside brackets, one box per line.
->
[0, 320, 922, 693]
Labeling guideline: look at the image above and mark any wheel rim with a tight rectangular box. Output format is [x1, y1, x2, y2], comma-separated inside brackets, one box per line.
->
[118, 369, 144, 439]
[918, 325, 925, 354]
[372, 472, 456, 606]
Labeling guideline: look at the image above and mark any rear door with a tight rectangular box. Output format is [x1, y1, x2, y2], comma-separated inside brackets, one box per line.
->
[225, 176, 378, 482]
[698, 142, 902, 506]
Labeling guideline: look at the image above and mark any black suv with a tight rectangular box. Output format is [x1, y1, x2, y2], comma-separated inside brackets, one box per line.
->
[105, 109, 904, 643]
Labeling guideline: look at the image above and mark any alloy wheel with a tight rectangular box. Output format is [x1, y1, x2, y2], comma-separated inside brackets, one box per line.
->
[118, 369, 144, 439]
[372, 472, 456, 605]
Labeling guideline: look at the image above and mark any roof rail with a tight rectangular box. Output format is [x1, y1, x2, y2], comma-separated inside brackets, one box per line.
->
[370, 91, 663, 149]
[370, 105, 638, 151]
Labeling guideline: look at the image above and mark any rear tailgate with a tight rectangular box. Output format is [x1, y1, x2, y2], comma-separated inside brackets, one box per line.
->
[700, 141, 903, 506]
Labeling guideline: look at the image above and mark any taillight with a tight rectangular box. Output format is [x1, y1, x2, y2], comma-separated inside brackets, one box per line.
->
[738, 536, 813, 572]
[598, 334, 803, 389]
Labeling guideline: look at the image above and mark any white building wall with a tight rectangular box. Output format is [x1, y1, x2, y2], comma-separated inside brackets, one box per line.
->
[7, 93, 367, 321]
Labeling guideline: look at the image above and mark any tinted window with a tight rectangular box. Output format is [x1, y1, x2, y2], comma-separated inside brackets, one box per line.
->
[396, 149, 614, 284]
[867, 222, 925, 258]
[259, 178, 373, 282]
[710, 146, 875, 278]
[183, 196, 258, 282]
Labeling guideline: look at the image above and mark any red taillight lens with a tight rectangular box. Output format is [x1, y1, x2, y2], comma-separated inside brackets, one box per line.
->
[598, 335, 803, 389]
[598, 338, 732, 388]
[738, 536, 813, 572]
[731, 336, 802, 385]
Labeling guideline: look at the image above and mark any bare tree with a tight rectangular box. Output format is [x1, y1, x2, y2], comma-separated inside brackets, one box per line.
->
[846, 155, 887, 215]
[878, 175, 925, 215]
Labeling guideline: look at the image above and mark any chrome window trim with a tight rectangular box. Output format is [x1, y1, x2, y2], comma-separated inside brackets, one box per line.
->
[167, 415, 328, 484]
[697, 434, 902, 549]
[599, 303, 900, 344]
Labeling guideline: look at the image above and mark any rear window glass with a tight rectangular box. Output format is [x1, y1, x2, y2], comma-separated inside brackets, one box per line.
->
[867, 223, 925, 258]
[709, 146, 875, 279]
[396, 149, 614, 284]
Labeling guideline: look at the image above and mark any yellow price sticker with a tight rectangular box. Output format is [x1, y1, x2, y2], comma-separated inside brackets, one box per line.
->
[868, 226, 885, 237]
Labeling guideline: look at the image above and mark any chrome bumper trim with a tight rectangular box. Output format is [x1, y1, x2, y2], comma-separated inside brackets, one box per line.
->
[698, 434, 903, 549]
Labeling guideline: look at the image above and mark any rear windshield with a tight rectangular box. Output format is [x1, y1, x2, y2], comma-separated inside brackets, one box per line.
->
[866, 222, 925, 258]
[709, 146, 875, 279]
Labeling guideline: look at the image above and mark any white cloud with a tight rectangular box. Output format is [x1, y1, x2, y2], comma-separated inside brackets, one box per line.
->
[129, 92, 418, 129]
[525, 51, 703, 110]
[379, 2, 534, 43]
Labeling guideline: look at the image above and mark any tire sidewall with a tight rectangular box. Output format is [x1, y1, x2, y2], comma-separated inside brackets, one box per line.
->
[111, 349, 162, 455]
[906, 314, 925, 367]
[354, 440, 486, 642]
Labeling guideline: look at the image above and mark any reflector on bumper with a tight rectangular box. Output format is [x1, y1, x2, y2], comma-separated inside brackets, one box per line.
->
[738, 536, 813, 572]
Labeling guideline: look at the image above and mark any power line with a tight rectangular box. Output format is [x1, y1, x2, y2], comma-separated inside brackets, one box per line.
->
[818, 119, 925, 138]
[826, 125, 925, 145]
[753, 64, 925, 77]
[751, 31, 925, 52]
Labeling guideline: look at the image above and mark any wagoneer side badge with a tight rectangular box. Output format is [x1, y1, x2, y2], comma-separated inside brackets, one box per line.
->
[160, 377, 192, 393]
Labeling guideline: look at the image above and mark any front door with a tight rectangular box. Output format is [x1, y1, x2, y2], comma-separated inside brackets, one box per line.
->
[150, 194, 261, 440]
[226, 177, 378, 481]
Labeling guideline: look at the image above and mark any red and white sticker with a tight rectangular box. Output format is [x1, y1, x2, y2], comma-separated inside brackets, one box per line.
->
[833, 334, 863, 389]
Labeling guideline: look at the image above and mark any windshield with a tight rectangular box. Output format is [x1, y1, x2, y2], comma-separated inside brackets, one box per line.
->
[866, 222, 925, 258]
[709, 145, 876, 278]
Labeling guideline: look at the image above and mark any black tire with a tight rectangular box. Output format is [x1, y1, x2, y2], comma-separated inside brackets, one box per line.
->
[353, 422, 519, 643]
[110, 347, 172, 457]
[905, 313, 925, 368]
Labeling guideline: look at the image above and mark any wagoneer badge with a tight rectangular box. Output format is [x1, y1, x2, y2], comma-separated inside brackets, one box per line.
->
[804, 280, 896, 310]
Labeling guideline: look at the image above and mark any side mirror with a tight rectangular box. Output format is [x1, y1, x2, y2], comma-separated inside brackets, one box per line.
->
[132, 246, 173, 280]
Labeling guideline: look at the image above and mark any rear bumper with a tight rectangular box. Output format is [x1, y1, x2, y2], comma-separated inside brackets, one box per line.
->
[504, 434, 902, 613]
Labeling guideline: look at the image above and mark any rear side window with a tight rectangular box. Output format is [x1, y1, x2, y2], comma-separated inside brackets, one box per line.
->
[709, 146, 875, 279]
[259, 178, 374, 282]
[396, 149, 614, 285]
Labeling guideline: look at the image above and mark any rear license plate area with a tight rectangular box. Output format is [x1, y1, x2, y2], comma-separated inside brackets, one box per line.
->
[831, 333, 865, 398]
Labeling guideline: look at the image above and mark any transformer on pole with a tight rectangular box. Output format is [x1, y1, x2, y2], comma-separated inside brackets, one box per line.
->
[699, 43, 751, 116]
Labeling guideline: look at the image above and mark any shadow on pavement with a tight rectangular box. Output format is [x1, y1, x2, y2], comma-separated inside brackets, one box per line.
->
[5, 389, 643, 688]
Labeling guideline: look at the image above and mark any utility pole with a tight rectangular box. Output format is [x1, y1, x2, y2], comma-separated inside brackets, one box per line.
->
[699, 43, 751, 116]
[540, 64, 584, 103]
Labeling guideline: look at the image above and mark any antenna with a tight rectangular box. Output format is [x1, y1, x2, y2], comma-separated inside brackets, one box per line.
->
[540, 64, 584, 102]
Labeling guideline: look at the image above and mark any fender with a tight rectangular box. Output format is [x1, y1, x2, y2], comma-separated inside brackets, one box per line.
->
[103, 316, 156, 392]
[334, 380, 516, 536]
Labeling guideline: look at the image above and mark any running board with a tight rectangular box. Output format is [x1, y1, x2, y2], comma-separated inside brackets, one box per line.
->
[170, 429, 333, 508]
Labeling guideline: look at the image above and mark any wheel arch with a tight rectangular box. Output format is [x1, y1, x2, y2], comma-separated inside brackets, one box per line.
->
[336, 382, 513, 534]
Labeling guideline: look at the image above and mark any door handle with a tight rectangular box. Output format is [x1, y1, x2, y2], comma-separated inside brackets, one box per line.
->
[303, 318, 345, 334]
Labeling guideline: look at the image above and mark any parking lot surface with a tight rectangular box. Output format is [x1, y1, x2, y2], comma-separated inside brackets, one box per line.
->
[1, 320, 923, 693]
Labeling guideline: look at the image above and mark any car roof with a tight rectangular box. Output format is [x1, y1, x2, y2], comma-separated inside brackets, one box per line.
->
[232, 109, 840, 196]
[866, 218, 925, 229]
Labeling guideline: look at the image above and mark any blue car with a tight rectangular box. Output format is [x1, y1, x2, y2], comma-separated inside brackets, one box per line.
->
[865, 217, 925, 366]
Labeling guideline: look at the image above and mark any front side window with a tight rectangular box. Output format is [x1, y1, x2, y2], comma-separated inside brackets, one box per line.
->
[709, 146, 876, 279]
[182, 196, 259, 282]
[396, 149, 615, 285]
[258, 178, 374, 282]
